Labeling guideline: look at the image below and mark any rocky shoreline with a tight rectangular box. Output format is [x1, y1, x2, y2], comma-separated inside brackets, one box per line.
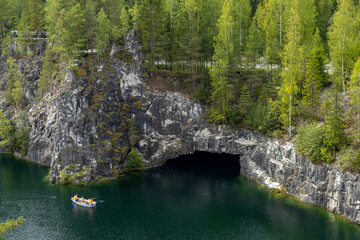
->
[0, 31, 359, 224]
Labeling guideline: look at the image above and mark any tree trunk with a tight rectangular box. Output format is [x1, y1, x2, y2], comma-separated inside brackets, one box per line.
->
[341, 24, 346, 92]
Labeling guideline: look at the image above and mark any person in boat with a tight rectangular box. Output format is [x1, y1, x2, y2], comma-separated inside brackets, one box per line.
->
[74, 194, 78, 201]
[89, 199, 93, 204]
[81, 196, 84, 202]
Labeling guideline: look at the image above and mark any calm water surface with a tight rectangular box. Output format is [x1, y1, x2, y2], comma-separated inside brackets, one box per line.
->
[1, 153, 360, 240]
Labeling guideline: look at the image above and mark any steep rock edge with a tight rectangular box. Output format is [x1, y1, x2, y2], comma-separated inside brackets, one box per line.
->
[0, 31, 359, 224]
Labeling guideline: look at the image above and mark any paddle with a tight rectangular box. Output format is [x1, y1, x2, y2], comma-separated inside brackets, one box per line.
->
[90, 196, 102, 200]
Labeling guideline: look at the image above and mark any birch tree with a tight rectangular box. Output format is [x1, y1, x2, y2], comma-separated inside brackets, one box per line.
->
[329, 0, 357, 92]
[278, 7, 302, 138]
[349, 58, 360, 142]
[209, 0, 234, 123]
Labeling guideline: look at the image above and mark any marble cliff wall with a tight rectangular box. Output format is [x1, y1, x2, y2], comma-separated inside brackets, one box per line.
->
[0, 31, 359, 224]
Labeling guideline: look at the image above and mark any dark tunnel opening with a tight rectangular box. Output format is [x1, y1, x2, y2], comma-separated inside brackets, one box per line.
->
[163, 151, 241, 179]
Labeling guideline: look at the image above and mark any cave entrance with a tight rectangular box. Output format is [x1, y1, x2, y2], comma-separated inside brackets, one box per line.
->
[163, 151, 240, 179]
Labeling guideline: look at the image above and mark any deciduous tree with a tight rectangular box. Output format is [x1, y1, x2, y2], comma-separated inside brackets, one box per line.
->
[209, 0, 234, 123]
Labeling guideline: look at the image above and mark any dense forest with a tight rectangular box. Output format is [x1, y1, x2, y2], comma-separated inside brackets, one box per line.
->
[1, 0, 360, 172]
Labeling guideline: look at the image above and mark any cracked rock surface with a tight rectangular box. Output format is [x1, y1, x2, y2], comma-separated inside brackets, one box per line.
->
[0, 31, 360, 224]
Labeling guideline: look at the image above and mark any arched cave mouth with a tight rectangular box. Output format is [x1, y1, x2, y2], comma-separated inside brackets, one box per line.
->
[163, 151, 240, 179]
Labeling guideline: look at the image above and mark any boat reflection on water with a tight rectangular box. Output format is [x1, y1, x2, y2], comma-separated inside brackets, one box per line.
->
[72, 205, 95, 221]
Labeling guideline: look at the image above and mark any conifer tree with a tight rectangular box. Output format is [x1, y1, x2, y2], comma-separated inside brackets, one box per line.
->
[321, 85, 346, 162]
[177, 0, 201, 89]
[0, 110, 14, 151]
[44, 0, 76, 40]
[38, 46, 57, 97]
[18, 0, 44, 34]
[129, 2, 140, 32]
[244, 21, 263, 68]
[95, 8, 111, 58]
[0, 0, 10, 40]
[197, 0, 222, 64]
[6, 57, 24, 111]
[302, 47, 324, 107]
[209, 0, 234, 123]
[315, 0, 336, 42]
[238, 84, 253, 117]
[294, 0, 316, 56]
[118, 6, 130, 43]
[138, 0, 166, 77]
[231, 0, 251, 68]
[163, 0, 180, 68]
[55, 3, 86, 60]
[84, 0, 97, 53]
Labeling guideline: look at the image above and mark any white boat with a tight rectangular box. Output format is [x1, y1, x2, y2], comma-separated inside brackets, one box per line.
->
[71, 197, 96, 208]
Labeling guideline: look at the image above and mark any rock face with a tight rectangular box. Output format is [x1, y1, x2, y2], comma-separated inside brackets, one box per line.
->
[0, 31, 360, 224]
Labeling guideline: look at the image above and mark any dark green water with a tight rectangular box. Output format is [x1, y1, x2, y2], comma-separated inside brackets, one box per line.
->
[1, 153, 360, 240]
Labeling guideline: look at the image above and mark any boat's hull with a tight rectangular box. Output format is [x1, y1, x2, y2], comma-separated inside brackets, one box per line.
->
[71, 197, 96, 208]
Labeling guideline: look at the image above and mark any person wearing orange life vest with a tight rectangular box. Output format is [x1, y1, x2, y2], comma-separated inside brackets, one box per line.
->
[89, 199, 93, 204]
[74, 194, 78, 201]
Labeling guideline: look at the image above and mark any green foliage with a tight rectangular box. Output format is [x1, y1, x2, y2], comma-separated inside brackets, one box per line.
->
[302, 47, 325, 107]
[247, 102, 280, 133]
[38, 46, 57, 97]
[337, 147, 360, 172]
[129, 3, 140, 32]
[231, 0, 251, 64]
[348, 58, 360, 142]
[0, 216, 25, 239]
[176, 0, 201, 88]
[1, 35, 11, 57]
[48, 2, 86, 60]
[328, 0, 358, 91]
[237, 84, 253, 118]
[321, 87, 347, 162]
[315, 0, 336, 42]
[0, 111, 29, 155]
[244, 21, 263, 68]
[193, 85, 211, 104]
[96, 8, 111, 58]
[6, 57, 25, 110]
[125, 147, 144, 172]
[18, 0, 44, 32]
[128, 118, 141, 146]
[117, 6, 130, 43]
[294, 123, 326, 164]
[277, 7, 303, 138]
[13, 112, 30, 156]
[255, 0, 283, 66]
[209, 0, 234, 124]
[0, 111, 15, 151]
[138, 0, 166, 76]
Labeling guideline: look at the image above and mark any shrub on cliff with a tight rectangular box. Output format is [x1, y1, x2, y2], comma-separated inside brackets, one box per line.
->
[0, 111, 30, 156]
[337, 147, 360, 172]
[125, 148, 144, 172]
[294, 123, 326, 164]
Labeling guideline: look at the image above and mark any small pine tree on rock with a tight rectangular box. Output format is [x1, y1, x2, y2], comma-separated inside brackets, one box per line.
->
[302, 47, 323, 107]
[238, 84, 253, 117]
[125, 148, 144, 172]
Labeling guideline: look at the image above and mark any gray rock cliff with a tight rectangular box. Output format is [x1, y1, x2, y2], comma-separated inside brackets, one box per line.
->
[0, 31, 359, 224]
